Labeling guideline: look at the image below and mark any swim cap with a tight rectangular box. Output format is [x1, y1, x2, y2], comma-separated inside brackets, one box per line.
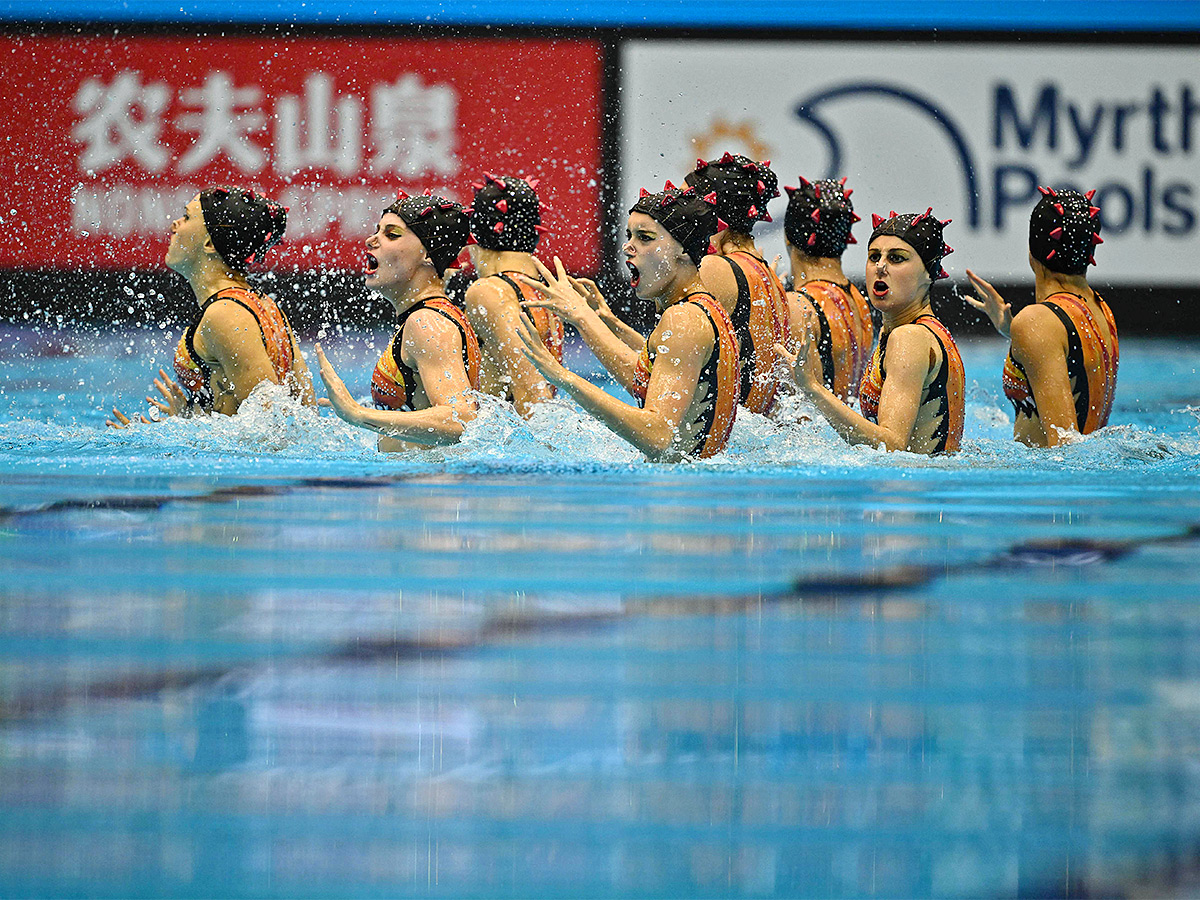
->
[467, 173, 547, 252]
[384, 190, 471, 277]
[629, 181, 719, 267]
[784, 176, 861, 258]
[1028, 187, 1102, 275]
[684, 152, 779, 235]
[869, 208, 954, 280]
[199, 187, 287, 271]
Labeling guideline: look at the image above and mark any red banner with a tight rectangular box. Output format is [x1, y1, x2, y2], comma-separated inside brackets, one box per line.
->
[1, 35, 603, 272]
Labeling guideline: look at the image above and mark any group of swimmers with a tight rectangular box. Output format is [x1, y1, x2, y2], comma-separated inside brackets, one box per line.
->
[108, 154, 1119, 460]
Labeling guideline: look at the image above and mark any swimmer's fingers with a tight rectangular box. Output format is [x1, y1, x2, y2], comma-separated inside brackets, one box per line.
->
[152, 369, 188, 416]
[569, 276, 608, 312]
[528, 255, 560, 286]
[515, 313, 561, 376]
[771, 255, 784, 278]
[318, 398, 332, 408]
[964, 269, 1012, 336]
[314, 343, 360, 421]
[106, 407, 132, 429]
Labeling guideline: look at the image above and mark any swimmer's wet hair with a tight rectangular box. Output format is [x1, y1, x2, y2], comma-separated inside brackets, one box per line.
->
[629, 182, 719, 267]
[869, 209, 954, 281]
[199, 187, 287, 271]
[384, 190, 471, 278]
[684, 153, 779, 236]
[1029, 187, 1102, 276]
[784, 176, 861, 259]
[467, 174, 548, 253]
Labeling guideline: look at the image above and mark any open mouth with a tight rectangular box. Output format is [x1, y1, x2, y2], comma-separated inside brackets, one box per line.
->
[626, 261, 640, 288]
[872, 279, 889, 297]
[365, 253, 379, 274]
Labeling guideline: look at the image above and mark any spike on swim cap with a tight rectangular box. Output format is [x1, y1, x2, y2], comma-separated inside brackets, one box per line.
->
[469, 174, 542, 252]
[785, 175, 857, 259]
[199, 186, 288, 272]
[384, 192, 470, 278]
[1029, 188, 1099, 275]
[872, 213, 885, 229]
[869, 209, 954, 280]
[685, 153, 778, 235]
[630, 185, 719, 267]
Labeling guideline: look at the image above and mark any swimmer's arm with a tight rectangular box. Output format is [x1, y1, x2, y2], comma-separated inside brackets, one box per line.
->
[516, 304, 706, 461]
[779, 325, 929, 452]
[465, 278, 553, 417]
[195, 300, 281, 410]
[516, 257, 641, 392]
[1009, 306, 1076, 447]
[572, 277, 644, 350]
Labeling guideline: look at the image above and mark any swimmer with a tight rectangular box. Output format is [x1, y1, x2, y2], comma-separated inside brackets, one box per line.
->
[778, 209, 964, 454]
[459, 174, 561, 417]
[315, 192, 481, 451]
[965, 188, 1117, 447]
[782, 177, 874, 403]
[515, 184, 739, 461]
[685, 153, 792, 415]
[107, 187, 314, 426]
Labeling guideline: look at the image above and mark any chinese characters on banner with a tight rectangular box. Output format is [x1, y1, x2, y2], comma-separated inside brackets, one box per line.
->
[2, 36, 603, 272]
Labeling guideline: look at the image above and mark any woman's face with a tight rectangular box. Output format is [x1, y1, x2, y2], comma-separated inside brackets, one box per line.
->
[365, 213, 428, 292]
[866, 235, 931, 311]
[165, 195, 210, 274]
[622, 212, 686, 305]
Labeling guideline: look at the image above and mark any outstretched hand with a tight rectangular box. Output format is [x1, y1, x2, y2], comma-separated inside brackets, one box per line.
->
[515, 312, 570, 387]
[314, 343, 364, 425]
[964, 269, 1013, 339]
[516, 256, 592, 325]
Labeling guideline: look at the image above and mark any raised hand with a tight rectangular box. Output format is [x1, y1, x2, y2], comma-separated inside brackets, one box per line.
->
[314, 343, 364, 425]
[964, 269, 1013, 339]
[516, 256, 592, 326]
[147, 369, 188, 419]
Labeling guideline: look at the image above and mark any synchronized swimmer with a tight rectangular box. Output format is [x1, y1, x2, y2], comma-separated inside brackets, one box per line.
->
[109, 157, 1118, 458]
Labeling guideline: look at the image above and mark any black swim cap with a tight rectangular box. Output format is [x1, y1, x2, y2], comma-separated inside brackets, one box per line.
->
[1029, 187, 1102, 276]
[869, 209, 953, 281]
[467, 174, 546, 252]
[384, 191, 471, 278]
[199, 187, 287, 271]
[784, 176, 860, 258]
[629, 182, 719, 268]
[684, 153, 778, 236]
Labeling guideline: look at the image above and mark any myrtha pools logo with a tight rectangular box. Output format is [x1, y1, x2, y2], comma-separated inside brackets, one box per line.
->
[792, 80, 1198, 238]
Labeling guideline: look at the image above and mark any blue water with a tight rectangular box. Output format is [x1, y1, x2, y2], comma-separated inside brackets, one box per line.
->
[3, 323, 1200, 898]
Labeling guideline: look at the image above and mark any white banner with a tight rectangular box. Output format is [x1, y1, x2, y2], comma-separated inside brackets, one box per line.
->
[621, 41, 1200, 286]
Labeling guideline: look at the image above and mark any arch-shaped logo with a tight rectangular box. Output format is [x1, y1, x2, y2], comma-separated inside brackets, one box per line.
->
[793, 82, 981, 229]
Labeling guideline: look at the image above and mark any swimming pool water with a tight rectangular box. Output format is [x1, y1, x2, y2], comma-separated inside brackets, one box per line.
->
[2, 325, 1200, 897]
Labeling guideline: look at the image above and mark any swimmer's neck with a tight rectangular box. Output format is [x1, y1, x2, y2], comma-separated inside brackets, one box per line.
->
[880, 296, 932, 332]
[652, 271, 707, 313]
[472, 248, 538, 278]
[382, 265, 447, 318]
[186, 259, 251, 307]
[787, 245, 848, 286]
[712, 230, 761, 259]
[1034, 268, 1094, 304]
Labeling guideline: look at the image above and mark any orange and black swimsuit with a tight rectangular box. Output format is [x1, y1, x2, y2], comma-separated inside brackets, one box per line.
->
[371, 297, 482, 410]
[722, 251, 792, 416]
[629, 292, 740, 459]
[796, 279, 874, 401]
[859, 314, 965, 454]
[1002, 292, 1118, 434]
[492, 271, 565, 399]
[174, 286, 299, 409]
